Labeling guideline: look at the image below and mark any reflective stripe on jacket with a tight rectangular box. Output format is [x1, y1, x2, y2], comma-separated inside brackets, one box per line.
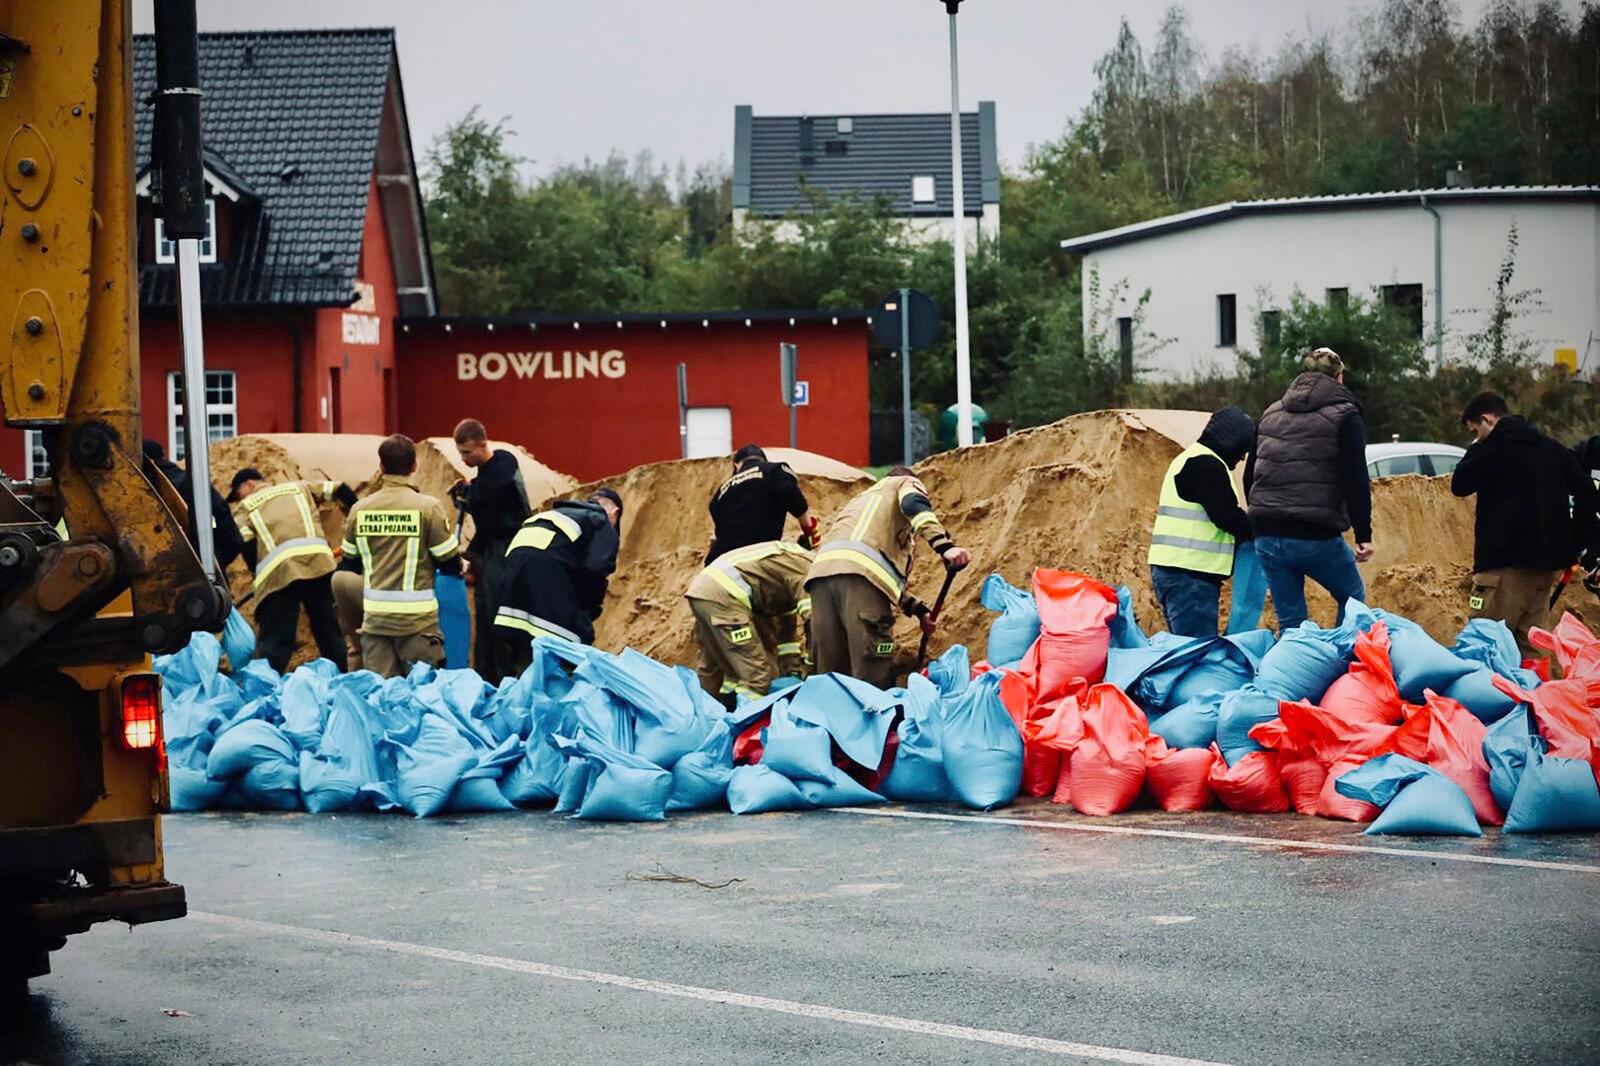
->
[805, 475, 951, 601]
[340, 475, 460, 636]
[234, 480, 338, 598]
[686, 539, 814, 617]
[1148, 443, 1237, 577]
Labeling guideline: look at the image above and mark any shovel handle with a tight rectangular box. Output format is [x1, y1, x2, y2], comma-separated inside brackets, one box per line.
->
[914, 562, 963, 670]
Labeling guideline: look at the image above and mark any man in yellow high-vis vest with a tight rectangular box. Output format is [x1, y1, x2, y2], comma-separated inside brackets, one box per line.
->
[338, 435, 462, 678]
[686, 539, 813, 704]
[230, 467, 357, 672]
[1147, 406, 1256, 637]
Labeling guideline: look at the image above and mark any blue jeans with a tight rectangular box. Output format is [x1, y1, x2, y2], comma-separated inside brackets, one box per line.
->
[1150, 565, 1222, 637]
[1254, 534, 1366, 632]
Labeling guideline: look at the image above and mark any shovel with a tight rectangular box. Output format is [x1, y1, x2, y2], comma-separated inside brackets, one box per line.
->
[914, 560, 966, 670]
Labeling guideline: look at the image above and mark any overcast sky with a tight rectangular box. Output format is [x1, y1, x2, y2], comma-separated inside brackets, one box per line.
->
[142, 1, 1494, 180]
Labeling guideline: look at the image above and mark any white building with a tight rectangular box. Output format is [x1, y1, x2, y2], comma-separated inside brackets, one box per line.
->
[732, 104, 1000, 246]
[1060, 186, 1600, 381]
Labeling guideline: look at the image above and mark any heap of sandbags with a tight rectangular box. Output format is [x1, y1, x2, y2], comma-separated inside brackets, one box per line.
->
[977, 567, 1600, 836]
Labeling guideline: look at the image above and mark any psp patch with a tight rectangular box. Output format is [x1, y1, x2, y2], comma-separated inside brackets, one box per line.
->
[728, 625, 754, 644]
[874, 640, 895, 656]
[1469, 594, 1485, 610]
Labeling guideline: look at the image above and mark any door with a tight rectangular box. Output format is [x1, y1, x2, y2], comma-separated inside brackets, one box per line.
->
[685, 407, 732, 459]
[328, 367, 343, 432]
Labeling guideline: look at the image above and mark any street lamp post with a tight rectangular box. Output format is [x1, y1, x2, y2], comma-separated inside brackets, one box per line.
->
[941, 0, 974, 447]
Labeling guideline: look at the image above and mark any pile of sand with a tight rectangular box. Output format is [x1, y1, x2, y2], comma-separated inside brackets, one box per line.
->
[567, 449, 873, 665]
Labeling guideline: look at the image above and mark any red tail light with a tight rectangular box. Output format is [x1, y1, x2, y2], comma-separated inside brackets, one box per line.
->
[121, 673, 162, 751]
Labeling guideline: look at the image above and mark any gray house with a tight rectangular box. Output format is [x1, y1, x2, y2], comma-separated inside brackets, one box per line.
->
[732, 103, 999, 244]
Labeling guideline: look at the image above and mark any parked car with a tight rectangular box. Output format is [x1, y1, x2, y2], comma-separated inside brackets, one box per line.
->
[1366, 441, 1467, 478]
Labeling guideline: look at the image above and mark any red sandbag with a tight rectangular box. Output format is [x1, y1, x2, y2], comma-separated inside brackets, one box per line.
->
[733, 713, 771, 765]
[1272, 699, 1397, 765]
[1051, 759, 1073, 804]
[1067, 684, 1148, 815]
[1032, 570, 1118, 695]
[1207, 744, 1289, 813]
[1378, 694, 1502, 824]
[1145, 738, 1216, 811]
[1316, 756, 1380, 821]
[1529, 612, 1600, 679]
[1246, 717, 1327, 816]
[1382, 702, 1432, 761]
[1319, 622, 1402, 726]
[1495, 674, 1600, 781]
[1000, 666, 1065, 798]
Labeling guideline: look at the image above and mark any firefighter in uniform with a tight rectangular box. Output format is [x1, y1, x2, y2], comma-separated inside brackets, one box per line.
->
[493, 489, 623, 671]
[229, 467, 357, 673]
[708, 444, 817, 561]
[337, 435, 462, 678]
[452, 418, 531, 680]
[805, 468, 970, 688]
[686, 539, 814, 703]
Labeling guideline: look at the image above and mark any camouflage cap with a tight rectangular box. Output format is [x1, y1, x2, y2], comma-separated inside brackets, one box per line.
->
[1302, 347, 1345, 376]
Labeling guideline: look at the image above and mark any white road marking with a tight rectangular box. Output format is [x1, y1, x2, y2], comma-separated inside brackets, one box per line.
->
[189, 910, 1235, 1066]
[1149, 916, 1197, 925]
[830, 807, 1600, 874]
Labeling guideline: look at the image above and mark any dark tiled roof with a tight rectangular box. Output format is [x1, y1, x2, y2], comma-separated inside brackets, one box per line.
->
[734, 103, 998, 218]
[135, 28, 395, 308]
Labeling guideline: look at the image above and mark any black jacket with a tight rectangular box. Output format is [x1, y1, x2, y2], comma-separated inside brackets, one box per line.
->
[1453, 416, 1600, 572]
[497, 499, 619, 644]
[1246, 372, 1372, 542]
[708, 458, 809, 561]
[464, 450, 531, 554]
[1174, 406, 1256, 551]
[154, 456, 245, 569]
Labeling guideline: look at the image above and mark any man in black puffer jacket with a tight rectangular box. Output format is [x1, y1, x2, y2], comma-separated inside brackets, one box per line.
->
[1245, 347, 1373, 632]
[1453, 391, 1600, 655]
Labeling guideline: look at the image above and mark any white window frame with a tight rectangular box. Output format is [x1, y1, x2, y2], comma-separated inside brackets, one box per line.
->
[911, 175, 936, 203]
[167, 369, 237, 462]
[155, 198, 217, 265]
[22, 429, 47, 479]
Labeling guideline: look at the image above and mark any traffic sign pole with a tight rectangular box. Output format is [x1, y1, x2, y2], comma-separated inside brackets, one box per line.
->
[676, 362, 689, 459]
[900, 286, 913, 466]
[947, 4, 973, 447]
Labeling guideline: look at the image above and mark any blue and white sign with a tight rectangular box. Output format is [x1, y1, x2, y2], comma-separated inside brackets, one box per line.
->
[792, 380, 810, 406]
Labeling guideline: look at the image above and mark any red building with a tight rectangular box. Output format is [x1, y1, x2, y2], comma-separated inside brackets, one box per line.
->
[0, 28, 435, 476]
[0, 28, 872, 485]
[397, 311, 871, 481]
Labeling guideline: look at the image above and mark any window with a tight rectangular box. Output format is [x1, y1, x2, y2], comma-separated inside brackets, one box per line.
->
[167, 369, 237, 462]
[1260, 310, 1283, 350]
[836, 117, 853, 134]
[155, 198, 217, 265]
[1117, 316, 1134, 383]
[912, 175, 936, 203]
[1381, 283, 1424, 339]
[1423, 452, 1461, 477]
[22, 429, 47, 479]
[1370, 454, 1424, 477]
[1326, 287, 1349, 310]
[1216, 294, 1237, 348]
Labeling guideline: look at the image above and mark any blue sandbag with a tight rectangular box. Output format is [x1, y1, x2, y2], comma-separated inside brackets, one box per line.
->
[207, 719, 295, 779]
[579, 647, 706, 768]
[727, 763, 810, 814]
[1216, 686, 1278, 764]
[795, 765, 887, 808]
[552, 756, 595, 814]
[447, 735, 522, 812]
[435, 573, 471, 667]
[550, 732, 672, 822]
[787, 674, 897, 771]
[1164, 650, 1252, 707]
[392, 714, 478, 818]
[299, 689, 381, 813]
[1150, 692, 1223, 750]
[154, 630, 223, 693]
[279, 667, 332, 751]
[1255, 627, 1348, 702]
[1108, 585, 1149, 649]
[1483, 706, 1535, 813]
[1365, 773, 1483, 837]
[236, 659, 282, 702]
[1226, 542, 1268, 635]
[667, 719, 735, 812]
[1386, 624, 1476, 701]
[939, 670, 1022, 811]
[1334, 753, 1436, 807]
[1503, 745, 1600, 833]
[926, 643, 971, 697]
[761, 705, 836, 784]
[221, 607, 256, 668]
[883, 675, 955, 803]
[500, 730, 569, 806]
[980, 574, 1039, 667]
[169, 767, 226, 812]
[1442, 666, 1519, 724]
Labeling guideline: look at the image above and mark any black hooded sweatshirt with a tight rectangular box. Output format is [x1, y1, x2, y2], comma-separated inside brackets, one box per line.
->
[1163, 406, 1256, 582]
[1452, 415, 1600, 572]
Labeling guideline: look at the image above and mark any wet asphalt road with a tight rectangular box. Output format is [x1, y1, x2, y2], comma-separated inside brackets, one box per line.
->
[5, 802, 1598, 1066]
